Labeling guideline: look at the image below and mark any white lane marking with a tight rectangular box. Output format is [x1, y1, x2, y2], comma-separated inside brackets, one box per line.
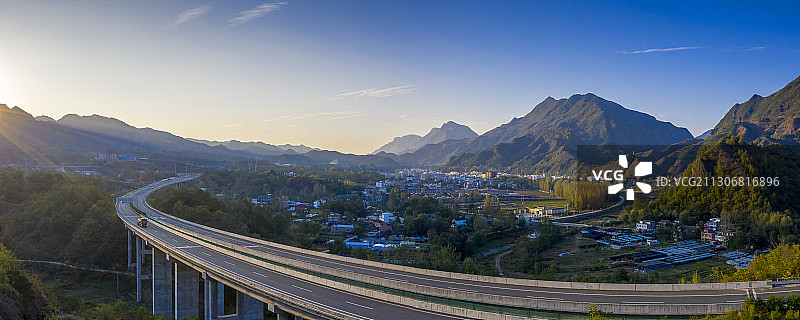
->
[205, 235, 745, 298]
[201, 252, 211, 257]
[449, 286, 480, 293]
[175, 245, 201, 249]
[622, 301, 664, 304]
[253, 272, 268, 278]
[166, 247, 376, 320]
[152, 210, 746, 303]
[223, 261, 235, 266]
[246, 245, 263, 248]
[530, 296, 564, 300]
[346, 301, 374, 310]
[134, 181, 742, 307]
[125, 199, 458, 320]
[762, 288, 800, 294]
[291, 285, 312, 293]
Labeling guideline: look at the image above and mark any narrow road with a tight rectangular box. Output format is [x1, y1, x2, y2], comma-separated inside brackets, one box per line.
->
[494, 250, 513, 277]
[21, 260, 133, 276]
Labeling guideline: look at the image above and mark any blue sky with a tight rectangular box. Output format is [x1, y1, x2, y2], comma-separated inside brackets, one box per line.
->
[0, 1, 798, 154]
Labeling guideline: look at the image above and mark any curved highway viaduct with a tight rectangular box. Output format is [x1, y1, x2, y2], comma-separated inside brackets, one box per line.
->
[119, 176, 800, 319]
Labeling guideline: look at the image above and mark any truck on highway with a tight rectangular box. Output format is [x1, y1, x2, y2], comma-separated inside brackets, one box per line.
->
[137, 217, 148, 227]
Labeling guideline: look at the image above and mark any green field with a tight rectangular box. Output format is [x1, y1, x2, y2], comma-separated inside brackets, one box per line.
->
[501, 233, 735, 283]
[515, 199, 570, 208]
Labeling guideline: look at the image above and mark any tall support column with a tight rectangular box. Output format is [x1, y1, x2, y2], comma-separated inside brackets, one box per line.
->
[127, 229, 132, 269]
[152, 249, 173, 318]
[236, 291, 263, 320]
[213, 282, 224, 318]
[204, 276, 213, 320]
[175, 261, 200, 320]
[135, 236, 142, 303]
[269, 304, 290, 320]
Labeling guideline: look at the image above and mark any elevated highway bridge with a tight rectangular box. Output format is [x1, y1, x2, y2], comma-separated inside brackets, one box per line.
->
[118, 176, 799, 319]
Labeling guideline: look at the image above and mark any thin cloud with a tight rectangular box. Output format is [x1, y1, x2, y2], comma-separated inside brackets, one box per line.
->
[330, 112, 368, 120]
[332, 85, 415, 100]
[173, 5, 211, 26]
[744, 46, 768, 51]
[261, 111, 366, 123]
[617, 46, 700, 54]
[211, 122, 245, 129]
[229, 2, 287, 26]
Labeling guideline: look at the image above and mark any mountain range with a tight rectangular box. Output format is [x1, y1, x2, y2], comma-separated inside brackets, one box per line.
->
[372, 121, 478, 155]
[0, 107, 247, 164]
[387, 93, 694, 173]
[705, 75, 800, 145]
[189, 139, 320, 156]
[2, 74, 798, 174]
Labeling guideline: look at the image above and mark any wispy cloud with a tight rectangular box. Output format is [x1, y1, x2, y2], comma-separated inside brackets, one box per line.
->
[330, 112, 368, 120]
[261, 111, 367, 123]
[617, 46, 700, 54]
[173, 5, 211, 26]
[744, 46, 768, 51]
[229, 2, 287, 26]
[331, 85, 415, 100]
[211, 122, 245, 129]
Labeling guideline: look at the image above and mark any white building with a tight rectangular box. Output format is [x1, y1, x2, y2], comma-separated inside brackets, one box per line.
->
[635, 220, 656, 232]
[380, 212, 396, 223]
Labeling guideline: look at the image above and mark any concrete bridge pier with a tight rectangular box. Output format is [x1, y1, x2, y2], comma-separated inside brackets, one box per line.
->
[235, 290, 263, 319]
[203, 275, 215, 320]
[134, 234, 152, 303]
[130, 230, 264, 320]
[174, 261, 200, 319]
[127, 229, 133, 269]
[205, 279, 264, 320]
[152, 249, 173, 317]
[268, 304, 291, 320]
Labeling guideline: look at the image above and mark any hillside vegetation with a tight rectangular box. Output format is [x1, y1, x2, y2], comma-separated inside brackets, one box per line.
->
[0, 168, 126, 269]
[623, 137, 800, 249]
[0, 244, 46, 319]
[707, 75, 800, 145]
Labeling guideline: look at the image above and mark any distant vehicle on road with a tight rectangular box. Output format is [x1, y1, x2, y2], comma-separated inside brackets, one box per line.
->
[137, 217, 148, 227]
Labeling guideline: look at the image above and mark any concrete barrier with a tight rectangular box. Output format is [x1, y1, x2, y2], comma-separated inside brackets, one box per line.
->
[169, 221, 742, 316]
[125, 216, 546, 320]
[142, 193, 768, 293]
[129, 178, 758, 316]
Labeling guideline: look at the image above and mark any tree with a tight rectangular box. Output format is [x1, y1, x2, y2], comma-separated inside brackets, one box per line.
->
[588, 304, 609, 320]
[723, 244, 800, 282]
[482, 194, 500, 216]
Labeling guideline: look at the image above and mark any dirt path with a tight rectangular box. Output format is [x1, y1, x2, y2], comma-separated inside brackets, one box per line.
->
[495, 250, 513, 277]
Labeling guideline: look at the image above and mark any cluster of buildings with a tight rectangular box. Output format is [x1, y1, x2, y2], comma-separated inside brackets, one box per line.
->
[344, 235, 428, 252]
[578, 216, 749, 272]
[700, 218, 735, 245]
[516, 206, 568, 222]
[622, 240, 719, 272]
[633, 218, 735, 246]
[722, 251, 759, 269]
[250, 193, 327, 213]
[582, 228, 659, 249]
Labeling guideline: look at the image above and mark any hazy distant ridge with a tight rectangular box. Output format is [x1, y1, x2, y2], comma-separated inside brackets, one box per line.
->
[372, 121, 478, 155]
[189, 138, 320, 156]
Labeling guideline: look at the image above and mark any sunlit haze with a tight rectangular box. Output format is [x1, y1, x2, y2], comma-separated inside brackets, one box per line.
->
[1, 1, 798, 154]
